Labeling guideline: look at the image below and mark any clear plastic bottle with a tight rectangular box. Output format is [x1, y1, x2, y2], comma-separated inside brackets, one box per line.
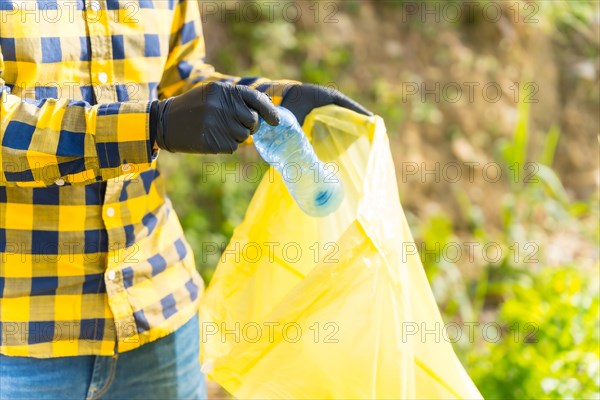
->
[253, 106, 344, 217]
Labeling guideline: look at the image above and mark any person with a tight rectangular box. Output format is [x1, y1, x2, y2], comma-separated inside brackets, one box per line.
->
[0, 1, 370, 399]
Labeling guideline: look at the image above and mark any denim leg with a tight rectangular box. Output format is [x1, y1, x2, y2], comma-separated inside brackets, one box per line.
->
[99, 314, 206, 400]
[86, 355, 118, 399]
[0, 354, 95, 400]
[0, 315, 205, 400]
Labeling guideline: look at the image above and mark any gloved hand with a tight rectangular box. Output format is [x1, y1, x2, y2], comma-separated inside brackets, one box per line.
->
[151, 82, 280, 154]
[280, 83, 372, 125]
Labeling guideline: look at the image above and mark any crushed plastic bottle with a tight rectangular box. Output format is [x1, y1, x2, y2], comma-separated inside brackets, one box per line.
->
[253, 106, 344, 217]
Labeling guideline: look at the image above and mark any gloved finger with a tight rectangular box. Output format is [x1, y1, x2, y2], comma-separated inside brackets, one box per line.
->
[217, 136, 239, 154]
[332, 92, 373, 116]
[222, 139, 238, 154]
[202, 129, 238, 154]
[234, 104, 260, 133]
[237, 86, 280, 126]
[229, 122, 252, 144]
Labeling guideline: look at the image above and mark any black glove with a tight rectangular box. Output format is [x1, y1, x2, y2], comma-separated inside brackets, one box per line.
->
[280, 83, 372, 125]
[151, 82, 280, 154]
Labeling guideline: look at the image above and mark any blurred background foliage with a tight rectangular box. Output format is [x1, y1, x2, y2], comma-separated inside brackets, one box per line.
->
[159, 1, 599, 398]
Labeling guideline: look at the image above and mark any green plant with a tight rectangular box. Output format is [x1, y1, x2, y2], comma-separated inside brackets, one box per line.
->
[466, 266, 600, 399]
[414, 78, 599, 399]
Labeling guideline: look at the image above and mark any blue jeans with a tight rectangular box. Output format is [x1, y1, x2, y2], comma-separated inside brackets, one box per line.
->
[0, 314, 206, 400]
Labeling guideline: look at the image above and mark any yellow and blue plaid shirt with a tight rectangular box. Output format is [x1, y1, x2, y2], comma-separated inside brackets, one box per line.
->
[0, 0, 291, 357]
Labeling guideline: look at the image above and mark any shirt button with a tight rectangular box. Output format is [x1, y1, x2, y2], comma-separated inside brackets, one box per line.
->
[107, 270, 116, 281]
[121, 163, 131, 172]
[106, 207, 115, 217]
[98, 72, 108, 84]
[55, 178, 65, 186]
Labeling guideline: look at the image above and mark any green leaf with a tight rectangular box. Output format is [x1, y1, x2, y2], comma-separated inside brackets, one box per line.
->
[540, 125, 561, 166]
[512, 85, 531, 168]
[534, 163, 569, 204]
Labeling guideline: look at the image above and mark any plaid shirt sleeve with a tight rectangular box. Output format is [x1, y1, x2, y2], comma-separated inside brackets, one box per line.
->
[0, 51, 155, 188]
[157, 0, 299, 105]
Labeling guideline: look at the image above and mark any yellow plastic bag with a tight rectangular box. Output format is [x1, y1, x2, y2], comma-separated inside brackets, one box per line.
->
[199, 105, 483, 399]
